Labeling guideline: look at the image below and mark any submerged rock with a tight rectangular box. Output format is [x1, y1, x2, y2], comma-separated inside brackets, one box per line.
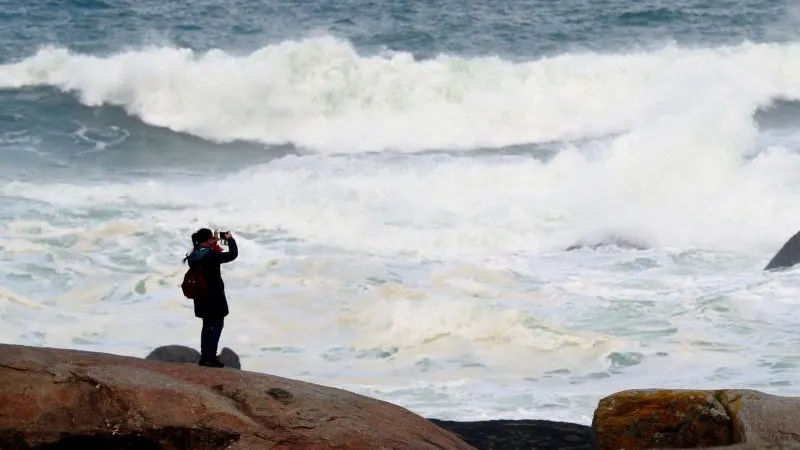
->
[564, 234, 648, 251]
[0, 343, 476, 450]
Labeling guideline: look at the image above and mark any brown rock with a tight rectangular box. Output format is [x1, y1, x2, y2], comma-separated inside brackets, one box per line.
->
[592, 389, 732, 450]
[0, 343, 476, 450]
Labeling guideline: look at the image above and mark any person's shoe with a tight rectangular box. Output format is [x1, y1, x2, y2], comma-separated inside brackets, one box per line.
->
[198, 357, 225, 368]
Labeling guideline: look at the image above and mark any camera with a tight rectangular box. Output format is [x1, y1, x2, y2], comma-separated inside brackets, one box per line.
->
[216, 230, 230, 242]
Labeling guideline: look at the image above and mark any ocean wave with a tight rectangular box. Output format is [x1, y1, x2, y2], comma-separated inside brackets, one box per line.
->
[2, 36, 800, 153]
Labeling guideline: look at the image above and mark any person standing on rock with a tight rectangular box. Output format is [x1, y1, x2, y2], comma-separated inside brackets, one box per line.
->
[183, 228, 239, 368]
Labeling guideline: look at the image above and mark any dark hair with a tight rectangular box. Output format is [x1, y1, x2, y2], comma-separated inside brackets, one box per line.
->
[192, 228, 214, 246]
[184, 228, 214, 263]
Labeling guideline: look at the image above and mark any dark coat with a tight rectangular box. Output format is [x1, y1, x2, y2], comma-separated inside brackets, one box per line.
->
[185, 237, 238, 318]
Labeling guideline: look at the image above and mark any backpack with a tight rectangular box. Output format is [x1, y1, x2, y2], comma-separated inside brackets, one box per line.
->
[181, 266, 209, 299]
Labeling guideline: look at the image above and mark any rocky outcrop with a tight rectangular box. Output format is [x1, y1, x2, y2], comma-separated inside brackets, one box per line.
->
[0, 343, 476, 450]
[145, 344, 241, 369]
[593, 389, 800, 450]
[143, 345, 599, 450]
[430, 418, 596, 450]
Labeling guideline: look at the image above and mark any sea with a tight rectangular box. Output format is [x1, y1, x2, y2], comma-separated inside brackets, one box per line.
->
[3, 0, 800, 426]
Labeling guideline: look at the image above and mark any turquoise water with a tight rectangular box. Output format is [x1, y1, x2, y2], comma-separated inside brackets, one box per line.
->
[4, 0, 800, 424]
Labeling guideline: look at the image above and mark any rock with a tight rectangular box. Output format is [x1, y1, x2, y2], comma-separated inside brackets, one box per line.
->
[593, 389, 800, 450]
[145, 345, 242, 369]
[218, 347, 241, 369]
[0, 343, 476, 450]
[592, 389, 731, 450]
[430, 418, 596, 450]
[719, 389, 800, 443]
[672, 443, 800, 450]
[145, 344, 200, 363]
[764, 229, 800, 270]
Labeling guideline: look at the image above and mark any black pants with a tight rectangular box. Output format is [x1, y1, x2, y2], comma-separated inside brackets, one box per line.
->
[200, 316, 224, 360]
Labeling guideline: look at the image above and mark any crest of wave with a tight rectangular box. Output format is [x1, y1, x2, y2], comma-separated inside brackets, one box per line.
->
[3, 37, 800, 152]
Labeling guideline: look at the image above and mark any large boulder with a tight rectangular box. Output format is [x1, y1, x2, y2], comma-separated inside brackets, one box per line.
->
[0, 343, 476, 450]
[145, 344, 242, 369]
[593, 389, 800, 450]
[592, 389, 730, 450]
[720, 390, 800, 444]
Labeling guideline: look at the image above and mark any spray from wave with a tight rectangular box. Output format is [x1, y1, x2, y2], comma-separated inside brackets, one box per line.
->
[1, 36, 800, 153]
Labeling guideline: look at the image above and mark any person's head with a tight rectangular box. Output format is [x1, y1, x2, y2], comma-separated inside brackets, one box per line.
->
[191, 228, 216, 248]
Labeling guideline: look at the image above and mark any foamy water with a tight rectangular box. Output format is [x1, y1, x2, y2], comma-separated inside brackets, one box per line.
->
[4, 36, 800, 424]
